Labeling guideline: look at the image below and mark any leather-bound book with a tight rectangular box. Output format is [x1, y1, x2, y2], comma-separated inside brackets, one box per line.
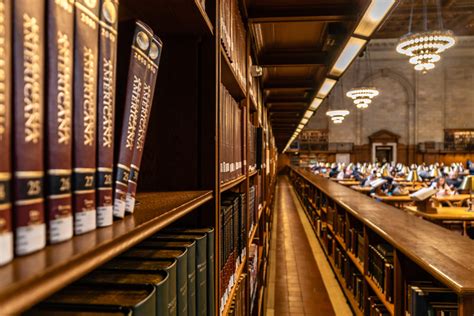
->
[73, 0, 100, 234]
[27, 283, 156, 316]
[122, 247, 188, 316]
[81, 269, 169, 316]
[125, 34, 162, 214]
[113, 21, 152, 218]
[102, 258, 178, 316]
[12, 0, 46, 255]
[96, 0, 118, 227]
[46, 0, 74, 244]
[140, 239, 197, 316]
[0, 0, 12, 266]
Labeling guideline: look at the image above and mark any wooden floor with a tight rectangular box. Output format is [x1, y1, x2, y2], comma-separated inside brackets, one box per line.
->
[265, 176, 352, 316]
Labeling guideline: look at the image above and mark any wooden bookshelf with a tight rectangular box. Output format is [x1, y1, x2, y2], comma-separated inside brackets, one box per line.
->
[221, 46, 246, 100]
[220, 174, 247, 193]
[291, 167, 474, 316]
[221, 256, 247, 315]
[0, 191, 212, 314]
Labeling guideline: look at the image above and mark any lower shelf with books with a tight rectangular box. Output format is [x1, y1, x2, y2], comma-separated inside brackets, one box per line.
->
[221, 257, 247, 316]
[24, 225, 216, 316]
[0, 191, 213, 315]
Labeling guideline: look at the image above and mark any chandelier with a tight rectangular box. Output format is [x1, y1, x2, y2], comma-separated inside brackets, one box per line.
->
[396, 0, 455, 73]
[326, 110, 350, 124]
[346, 87, 379, 109]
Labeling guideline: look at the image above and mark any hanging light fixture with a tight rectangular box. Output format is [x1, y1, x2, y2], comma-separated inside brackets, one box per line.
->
[346, 87, 379, 109]
[326, 110, 350, 124]
[396, 0, 455, 73]
[346, 46, 379, 110]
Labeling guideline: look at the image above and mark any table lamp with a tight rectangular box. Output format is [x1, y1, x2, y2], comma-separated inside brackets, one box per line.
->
[459, 175, 473, 212]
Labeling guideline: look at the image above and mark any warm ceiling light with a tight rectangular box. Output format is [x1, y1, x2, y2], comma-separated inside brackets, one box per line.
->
[316, 78, 337, 98]
[300, 117, 309, 125]
[396, 30, 455, 72]
[326, 110, 350, 124]
[346, 87, 379, 109]
[354, 0, 396, 38]
[308, 97, 323, 111]
[304, 110, 314, 119]
[298, 123, 304, 129]
[330, 37, 367, 77]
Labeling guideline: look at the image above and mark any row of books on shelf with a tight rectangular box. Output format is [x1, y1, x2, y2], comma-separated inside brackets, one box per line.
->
[226, 274, 248, 316]
[405, 282, 458, 316]
[220, 0, 246, 90]
[368, 243, 394, 304]
[248, 242, 258, 302]
[248, 185, 257, 233]
[220, 192, 247, 312]
[368, 296, 390, 316]
[26, 227, 215, 316]
[220, 84, 244, 183]
[334, 246, 365, 310]
[0, 0, 163, 265]
[248, 124, 260, 172]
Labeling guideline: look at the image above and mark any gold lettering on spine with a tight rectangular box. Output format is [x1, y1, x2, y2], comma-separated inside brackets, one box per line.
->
[57, 32, 72, 145]
[126, 75, 141, 150]
[23, 14, 42, 144]
[83, 47, 95, 146]
[101, 58, 113, 147]
[136, 83, 151, 151]
[0, 2, 6, 141]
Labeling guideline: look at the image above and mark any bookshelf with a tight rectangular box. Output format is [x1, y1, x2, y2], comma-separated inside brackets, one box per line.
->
[0, 0, 277, 315]
[290, 167, 474, 316]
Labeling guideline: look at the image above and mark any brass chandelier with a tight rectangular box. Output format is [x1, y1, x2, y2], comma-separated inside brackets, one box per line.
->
[396, 0, 455, 73]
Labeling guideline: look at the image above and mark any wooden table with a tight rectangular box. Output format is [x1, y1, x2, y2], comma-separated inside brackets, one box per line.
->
[372, 194, 413, 208]
[405, 205, 474, 235]
[433, 194, 471, 207]
[350, 185, 372, 195]
[337, 180, 361, 186]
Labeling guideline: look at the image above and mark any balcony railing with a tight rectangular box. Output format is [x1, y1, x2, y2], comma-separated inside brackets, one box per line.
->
[417, 142, 474, 153]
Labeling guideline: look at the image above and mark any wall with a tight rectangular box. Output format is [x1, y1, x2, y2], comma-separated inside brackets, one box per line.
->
[305, 37, 474, 163]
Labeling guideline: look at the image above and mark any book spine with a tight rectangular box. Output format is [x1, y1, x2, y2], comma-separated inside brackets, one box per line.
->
[73, 0, 99, 235]
[46, 0, 74, 244]
[12, 0, 46, 255]
[113, 21, 152, 218]
[186, 243, 197, 316]
[195, 237, 207, 316]
[205, 228, 215, 316]
[125, 35, 162, 214]
[0, 0, 12, 265]
[96, 0, 118, 227]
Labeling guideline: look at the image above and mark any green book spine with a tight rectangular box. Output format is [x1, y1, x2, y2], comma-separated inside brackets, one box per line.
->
[194, 236, 207, 316]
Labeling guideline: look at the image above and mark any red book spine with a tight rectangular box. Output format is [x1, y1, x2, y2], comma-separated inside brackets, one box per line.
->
[96, 0, 118, 227]
[46, 0, 74, 244]
[125, 35, 162, 214]
[0, 0, 12, 265]
[113, 21, 153, 218]
[13, 0, 46, 255]
[73, 0, 100, 235]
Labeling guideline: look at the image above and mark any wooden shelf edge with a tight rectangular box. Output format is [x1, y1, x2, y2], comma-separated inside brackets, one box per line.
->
[249, 169, 258, 177]
[222, 256, 247, 316]
[0, 190, 213, 315]
[193, 0, 214, 35]
[220, 46, 246, 100]
[220, 175, 246, 193]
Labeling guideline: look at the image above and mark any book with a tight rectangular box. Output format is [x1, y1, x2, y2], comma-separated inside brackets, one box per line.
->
[101, 258, 178, 316]
[12, 0, 46, 255]
[46, 0, 74, 244]
[81, 269, 169, 316]
[410, 187, 437, 201]
[113, 21, 153, 218]
[125, 34, 162, 214]
[153, 233, 208, 316]
[122, 247, 188, 316]
[28, 283, 156, 316]
[140, 239, 197, 316]
[96, 0, 119, 227]
[164, 227, 215, 316]
[0, 0, 12, 265]
[73, 0, 100, 235]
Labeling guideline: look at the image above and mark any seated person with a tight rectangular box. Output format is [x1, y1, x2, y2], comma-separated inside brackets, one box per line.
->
[361, 171, 377, 187]
[329, 166, 339, 178]
[446, 170, 462, 188]
[430, 177, 454, 197]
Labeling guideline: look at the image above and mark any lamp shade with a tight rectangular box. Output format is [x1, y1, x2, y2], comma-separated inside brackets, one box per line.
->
[459, 175, 474, 190]
[407, 170, 419, 182]
[430, 167, 440, 178]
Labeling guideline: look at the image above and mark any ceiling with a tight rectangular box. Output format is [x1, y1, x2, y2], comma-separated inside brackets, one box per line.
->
[244, 0, 474, 151]
[244, 0, 368, 150]
[376, 0, 474, 39]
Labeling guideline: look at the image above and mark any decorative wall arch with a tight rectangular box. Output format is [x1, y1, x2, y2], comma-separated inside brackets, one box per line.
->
[361, 68, 415, 105]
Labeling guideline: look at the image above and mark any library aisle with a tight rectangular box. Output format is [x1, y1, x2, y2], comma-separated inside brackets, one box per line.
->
[265, 176, 352, 316]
